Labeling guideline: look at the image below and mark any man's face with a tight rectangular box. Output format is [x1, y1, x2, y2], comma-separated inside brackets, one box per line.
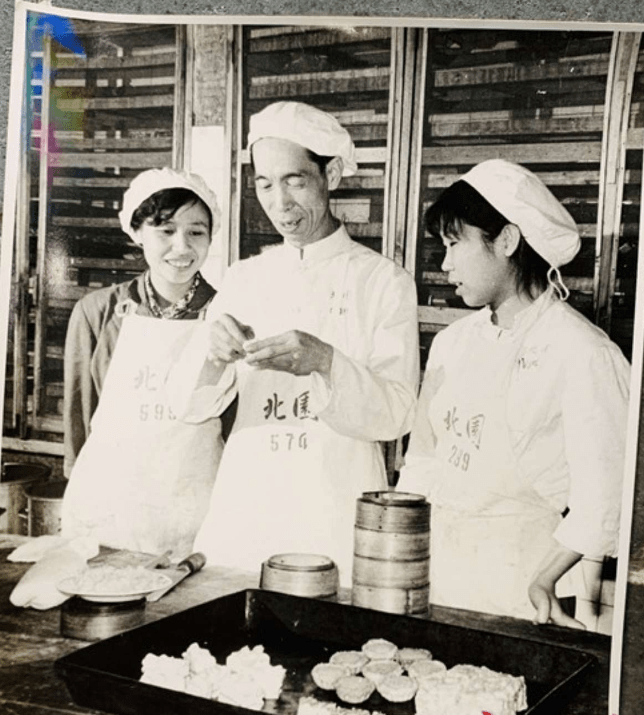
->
[252, 137, 337, 248]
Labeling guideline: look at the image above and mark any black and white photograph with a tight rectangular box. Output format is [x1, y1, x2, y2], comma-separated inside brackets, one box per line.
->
[1, 2, 644, 714]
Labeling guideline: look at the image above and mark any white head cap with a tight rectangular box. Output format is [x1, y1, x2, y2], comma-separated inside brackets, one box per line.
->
[247, 101, 358, 177]
[461, 159, 580, 268]
[119, 167, 221, 244]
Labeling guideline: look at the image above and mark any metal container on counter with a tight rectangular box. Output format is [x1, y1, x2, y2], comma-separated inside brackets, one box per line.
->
[351, 490, 429, 614]
[0, 463, 52, 534]
[61, 597, 147, 641]
[21, 479, 67, 536]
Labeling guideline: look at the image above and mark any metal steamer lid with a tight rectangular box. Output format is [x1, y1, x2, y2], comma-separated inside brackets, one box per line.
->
[359, 491, 428, 507]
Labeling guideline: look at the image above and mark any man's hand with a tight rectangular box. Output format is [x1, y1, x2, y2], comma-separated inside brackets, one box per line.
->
[243, 330, 334, 378]
[206, 314, 255, 364]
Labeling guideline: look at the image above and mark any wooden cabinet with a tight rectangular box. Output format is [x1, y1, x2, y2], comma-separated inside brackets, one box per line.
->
[4, 18, 642, 457]
[408, 29, 632, 366]
[234, 25, 395, 262]
[4, 15, 183, 450]
[231, 26, 642, 371]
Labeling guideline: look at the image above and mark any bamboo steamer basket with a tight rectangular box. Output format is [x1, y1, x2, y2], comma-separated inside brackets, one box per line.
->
[352, 583, 430, 614]
[260, 553, 339, 598]
[352, 491, 429, 614]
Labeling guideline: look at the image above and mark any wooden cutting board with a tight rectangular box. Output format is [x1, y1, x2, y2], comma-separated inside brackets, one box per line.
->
[88, 546, 170, 569]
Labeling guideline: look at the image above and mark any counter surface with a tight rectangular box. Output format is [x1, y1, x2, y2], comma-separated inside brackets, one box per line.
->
[0, 547, 612, 715]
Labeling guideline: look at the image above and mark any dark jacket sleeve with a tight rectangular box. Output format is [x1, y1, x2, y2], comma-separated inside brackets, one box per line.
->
[63, 299, 100, 477]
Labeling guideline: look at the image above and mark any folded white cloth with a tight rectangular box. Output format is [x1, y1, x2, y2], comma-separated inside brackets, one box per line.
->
[7, 535, 99, 563]
[9, 536, 99, 610]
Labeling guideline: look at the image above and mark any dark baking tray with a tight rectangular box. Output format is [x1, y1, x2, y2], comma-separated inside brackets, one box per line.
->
[55, 589, 596, 715]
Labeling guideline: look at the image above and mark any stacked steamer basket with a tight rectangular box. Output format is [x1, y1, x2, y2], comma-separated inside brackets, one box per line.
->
[352, 491, 429, 614]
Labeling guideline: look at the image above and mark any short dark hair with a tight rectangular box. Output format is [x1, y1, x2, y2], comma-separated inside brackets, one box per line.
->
[130, 188, 212, 235]
[249, 145, 334, 176]
[304, 149, 334, 174]
[425, 179, 549, 298]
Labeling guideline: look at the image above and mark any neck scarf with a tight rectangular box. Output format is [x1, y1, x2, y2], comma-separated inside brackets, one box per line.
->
[143, 270, 202, 319]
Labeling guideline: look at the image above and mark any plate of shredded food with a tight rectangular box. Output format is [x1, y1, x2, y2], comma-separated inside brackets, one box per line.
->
[58, 565, 173, 602]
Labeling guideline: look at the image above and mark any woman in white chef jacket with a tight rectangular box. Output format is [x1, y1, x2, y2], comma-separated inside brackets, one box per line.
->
[398, 159, 630, 628]
[61, 168, 224, 559]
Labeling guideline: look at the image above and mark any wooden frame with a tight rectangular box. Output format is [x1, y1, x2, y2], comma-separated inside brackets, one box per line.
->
[31, 32, 52, 431]
[595, 32, 642, 331]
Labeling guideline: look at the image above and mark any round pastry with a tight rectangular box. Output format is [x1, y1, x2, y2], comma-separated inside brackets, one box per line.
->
[407, 659, 447, 683]
[361, 638, 398, 661]
[376, 674, 418, 703]
[329, 651, 369, 675]
[397, 647, 432, 668]
[361, 660, 403, 686]
[311, 663, 350, 690]
[336, 675, 376, 704]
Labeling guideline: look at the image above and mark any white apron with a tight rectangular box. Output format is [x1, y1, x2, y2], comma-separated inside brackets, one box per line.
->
[195, 253, 387, 583]
[62, 311, 222, 559]
[428, 327, 563, 619]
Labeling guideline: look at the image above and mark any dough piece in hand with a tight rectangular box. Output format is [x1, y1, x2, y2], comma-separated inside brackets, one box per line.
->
[336, 675, 376, 704]
[361, 638, 398, 661]
[377, 674, 418, 702]
[312, 663, 350, 690]
[361, 660, 403, 686]
[329, 651, 369, 675]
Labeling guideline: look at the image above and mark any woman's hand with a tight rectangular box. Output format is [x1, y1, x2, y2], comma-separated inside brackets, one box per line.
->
[243, 330, 334, 378]
[528, 579, 586, 629]
[528, 543, 586, 629]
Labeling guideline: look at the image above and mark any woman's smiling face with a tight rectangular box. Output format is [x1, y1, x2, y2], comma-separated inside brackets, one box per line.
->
[441, 221, 517, 311]
[135, 200, 211, 300]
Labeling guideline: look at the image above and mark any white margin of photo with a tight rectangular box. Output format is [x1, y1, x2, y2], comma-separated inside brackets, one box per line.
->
[608, 122, 644, 715]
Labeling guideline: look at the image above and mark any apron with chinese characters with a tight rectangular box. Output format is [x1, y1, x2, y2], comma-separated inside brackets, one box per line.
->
[194, 253, 387, 583]
[427, 323, 564, 619]
[61, 310, 222, 559]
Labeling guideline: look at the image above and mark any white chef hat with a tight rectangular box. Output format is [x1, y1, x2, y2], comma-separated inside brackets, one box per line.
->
[461, 159, 581, 269]
[247, 101, 358, 177]
[119, 167, 221, 243]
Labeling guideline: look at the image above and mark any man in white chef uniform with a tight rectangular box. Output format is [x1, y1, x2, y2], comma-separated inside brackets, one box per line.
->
[170, 101, 419, 581]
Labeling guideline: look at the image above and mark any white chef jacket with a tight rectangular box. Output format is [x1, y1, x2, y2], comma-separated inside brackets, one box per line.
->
[169, 225, 420, 580]
[399, 287, 630, 560]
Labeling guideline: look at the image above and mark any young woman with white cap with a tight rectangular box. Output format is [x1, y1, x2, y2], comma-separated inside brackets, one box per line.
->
[61, 168, 224, 559]
[398, 159, 630, 627]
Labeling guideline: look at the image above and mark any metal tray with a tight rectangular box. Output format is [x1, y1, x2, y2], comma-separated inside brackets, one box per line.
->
[55, 589, 596, 715]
